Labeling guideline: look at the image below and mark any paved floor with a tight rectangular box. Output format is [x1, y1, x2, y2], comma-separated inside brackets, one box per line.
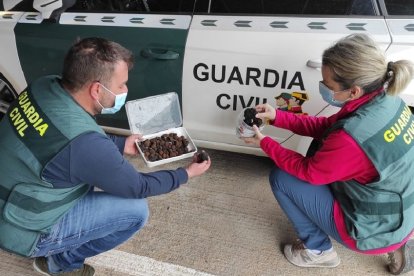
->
[1, 149, 412, 275]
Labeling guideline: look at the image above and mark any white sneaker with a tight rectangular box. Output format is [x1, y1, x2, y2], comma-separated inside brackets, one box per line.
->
[284, 240, 340, 268]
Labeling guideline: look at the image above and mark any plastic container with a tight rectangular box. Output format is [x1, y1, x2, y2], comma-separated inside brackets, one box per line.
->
[126, 92, 197, 167]
[235, 107, 265, 138]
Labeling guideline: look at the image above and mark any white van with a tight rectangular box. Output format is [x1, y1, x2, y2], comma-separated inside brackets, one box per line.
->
[0, 0, 413, 156]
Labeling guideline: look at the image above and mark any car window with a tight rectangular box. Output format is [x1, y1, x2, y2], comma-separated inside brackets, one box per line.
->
[3, 0, 35, 12]
[142, 0, 195, 13]
[206, 0, 376, 15]
[3, 0, 195, 13]
[384, 0, 414, 15]
[69, 0, 195, 13]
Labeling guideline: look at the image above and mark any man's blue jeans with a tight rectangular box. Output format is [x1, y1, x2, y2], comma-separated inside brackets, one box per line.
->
[269, 167, 345, 251]
[30, 190, 149, 273]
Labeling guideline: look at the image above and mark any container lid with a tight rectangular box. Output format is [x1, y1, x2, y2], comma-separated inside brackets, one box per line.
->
[126, 92, 182, 135]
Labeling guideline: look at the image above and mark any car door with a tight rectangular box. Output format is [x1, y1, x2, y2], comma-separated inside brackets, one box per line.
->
[182, 0, 392, 155]
[11, 0, 195, 132]
[381, 0, 414, 107]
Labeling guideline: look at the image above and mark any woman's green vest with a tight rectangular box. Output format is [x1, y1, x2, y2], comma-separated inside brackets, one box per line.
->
[329, 92, 414, 250]
[0, 76, 105, 256]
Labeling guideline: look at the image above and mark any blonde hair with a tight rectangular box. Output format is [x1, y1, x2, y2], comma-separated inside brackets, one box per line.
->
[322, 33, 413, 96]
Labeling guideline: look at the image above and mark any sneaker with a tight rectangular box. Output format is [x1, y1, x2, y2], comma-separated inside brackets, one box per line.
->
[388, 239, 414, 275]
[33, 257, 95, 276]
[283, 240, 340, 268]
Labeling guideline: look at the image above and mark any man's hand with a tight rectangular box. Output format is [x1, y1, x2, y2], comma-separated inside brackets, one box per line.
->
[124, 134, 143, 156]
[186, 152, 211, 179]
[242, 125, 265, 147]
[255, 103, 276, 122]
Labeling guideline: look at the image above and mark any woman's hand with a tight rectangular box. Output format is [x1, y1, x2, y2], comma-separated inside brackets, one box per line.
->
[124, 134, 143, 156]
[255, 103, 276, 122]
[242, 125, 265, 147]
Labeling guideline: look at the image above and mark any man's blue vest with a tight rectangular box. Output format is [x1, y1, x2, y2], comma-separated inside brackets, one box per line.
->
[0, 76, 105, 256]
[329, 92, 414, 250]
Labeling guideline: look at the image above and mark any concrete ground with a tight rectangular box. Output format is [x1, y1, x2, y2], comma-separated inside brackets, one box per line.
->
[1, 149, 412, 276]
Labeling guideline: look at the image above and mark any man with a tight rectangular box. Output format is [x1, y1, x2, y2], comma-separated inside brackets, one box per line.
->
[0, 37, 211, 275]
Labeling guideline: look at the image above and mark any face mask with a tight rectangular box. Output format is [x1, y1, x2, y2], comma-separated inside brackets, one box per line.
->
[97, 83, 127, 114]
[319, 82, 350, 108]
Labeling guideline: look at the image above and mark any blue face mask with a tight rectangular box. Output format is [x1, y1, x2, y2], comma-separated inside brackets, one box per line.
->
[97, 83, 127, 114]
[319, 82, 350, 108]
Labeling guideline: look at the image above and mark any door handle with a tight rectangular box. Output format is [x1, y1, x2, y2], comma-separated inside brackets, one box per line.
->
[140, 48, 179, 60]
[306, 60, 322, 69]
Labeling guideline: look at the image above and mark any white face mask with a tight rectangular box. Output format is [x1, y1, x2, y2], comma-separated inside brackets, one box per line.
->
[97, 83, 127, 114]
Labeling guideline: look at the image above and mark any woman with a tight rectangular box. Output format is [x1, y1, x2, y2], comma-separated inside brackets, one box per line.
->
[243, 33, 414, 274]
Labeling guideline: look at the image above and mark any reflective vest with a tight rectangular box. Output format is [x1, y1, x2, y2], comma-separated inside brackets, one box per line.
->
[329, 92, 414, 250]
[0, 76, 105, 256]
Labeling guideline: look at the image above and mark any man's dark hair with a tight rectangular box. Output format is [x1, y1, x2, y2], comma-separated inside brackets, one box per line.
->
[61, 37, 134, 92]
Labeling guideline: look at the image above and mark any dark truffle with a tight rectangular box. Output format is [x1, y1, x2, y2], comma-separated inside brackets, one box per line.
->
[139, 134, 191, 162]
[243, 108, 263, 127]
[196, 150, 209, 163]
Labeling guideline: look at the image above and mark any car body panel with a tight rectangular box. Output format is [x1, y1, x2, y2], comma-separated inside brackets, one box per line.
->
[183, 15, 391, 155]
[384, 17, 414, 106]
[0, 0, 413, 156]
[0, 11, 26, 92]
[14, 12, 191, 129]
